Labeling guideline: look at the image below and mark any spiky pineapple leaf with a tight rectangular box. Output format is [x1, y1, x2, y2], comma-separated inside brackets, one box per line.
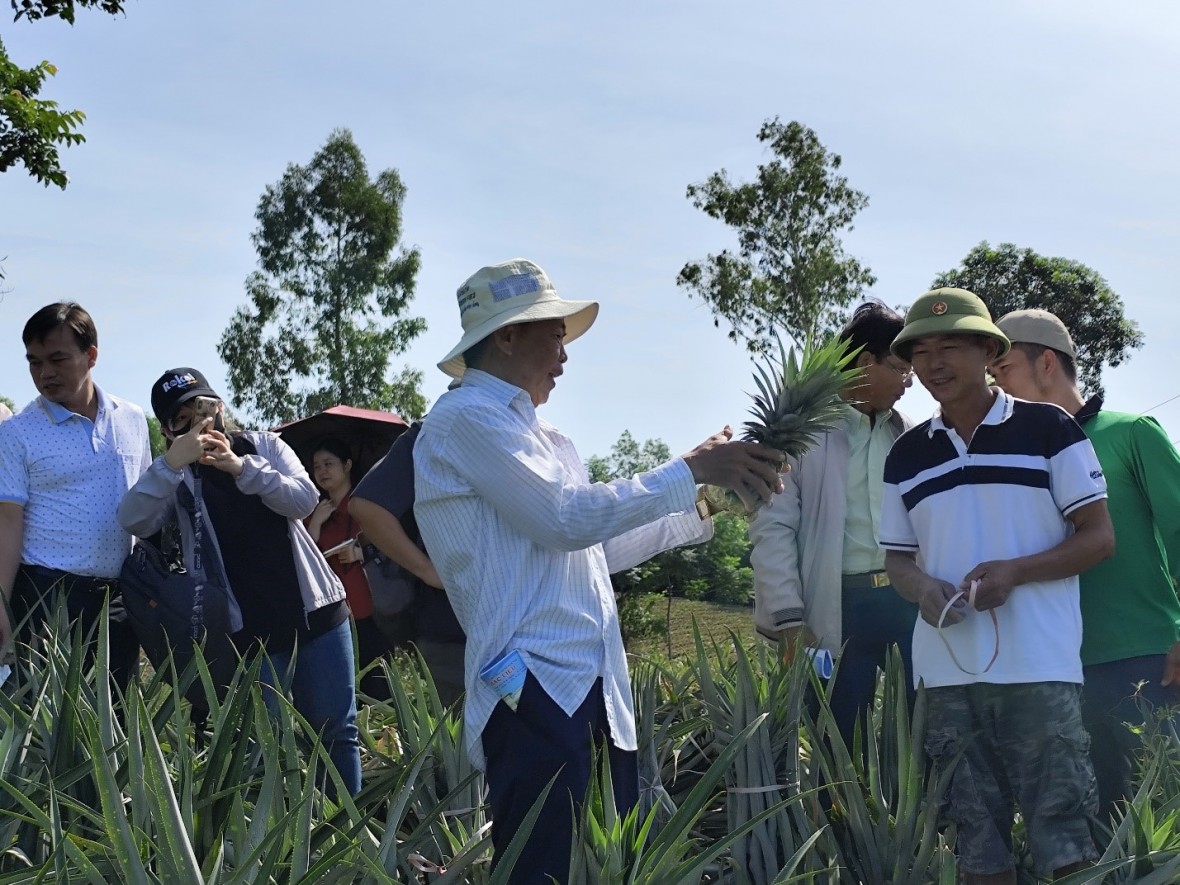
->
[707, 333, 863, 516]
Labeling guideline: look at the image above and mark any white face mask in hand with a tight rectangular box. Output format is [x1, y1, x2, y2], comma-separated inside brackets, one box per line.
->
[937, 579, 1000, 676]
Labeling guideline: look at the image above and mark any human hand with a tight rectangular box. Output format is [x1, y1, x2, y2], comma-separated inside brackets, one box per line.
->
[778, 623, 819, 664]
[1163, 642, 1180, 687]
[918, 577, 967, 627]
[335, 542, 363, 565]
[960, 560, 1021, 611]
[198, 429, 244, 477]
[0, 602, 14, 667]
[419, 560, 444, 590]
[682, 426, 785, 514]
[308, 499, 335, 529]
[164, 417, 214, 471]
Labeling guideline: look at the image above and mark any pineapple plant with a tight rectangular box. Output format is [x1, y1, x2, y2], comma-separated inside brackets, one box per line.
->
[702, 333, 863, 516]
[3, 600, 1179, 881]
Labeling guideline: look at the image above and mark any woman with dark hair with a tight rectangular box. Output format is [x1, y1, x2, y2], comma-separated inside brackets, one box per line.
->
[305, 436, 388, 700]
[117, 368, 361, 797]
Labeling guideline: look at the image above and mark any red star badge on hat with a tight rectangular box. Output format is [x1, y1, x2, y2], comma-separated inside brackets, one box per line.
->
[931, 301, 948, 315]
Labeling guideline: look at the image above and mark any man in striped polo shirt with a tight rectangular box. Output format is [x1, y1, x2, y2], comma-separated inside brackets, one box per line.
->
[879, 288, 1114, 884]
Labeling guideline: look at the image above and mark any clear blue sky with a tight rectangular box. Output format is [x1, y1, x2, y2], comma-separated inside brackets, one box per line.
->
[3, 1, 1179, 460]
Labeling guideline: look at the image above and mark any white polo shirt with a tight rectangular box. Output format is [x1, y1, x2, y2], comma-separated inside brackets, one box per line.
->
[0, 388, 152, 578]
[880, 391, 1106, 687]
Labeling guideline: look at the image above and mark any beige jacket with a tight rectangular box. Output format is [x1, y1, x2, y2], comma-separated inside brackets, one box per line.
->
[749, 410, 911, 653]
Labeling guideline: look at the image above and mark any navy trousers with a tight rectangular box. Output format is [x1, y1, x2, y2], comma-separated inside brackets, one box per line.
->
[1082, 654, 1180, 822]
[13, 565, 141, 692]
[829, 583, 918, 752]
[482, 675, 638, 885]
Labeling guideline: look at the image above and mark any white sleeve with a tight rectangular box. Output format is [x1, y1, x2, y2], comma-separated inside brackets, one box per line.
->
[442, 403, 698, 553]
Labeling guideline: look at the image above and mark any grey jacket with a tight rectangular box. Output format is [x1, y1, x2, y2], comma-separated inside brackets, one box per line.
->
[117, 431, 345, 633]
[749, 410, 911, 654]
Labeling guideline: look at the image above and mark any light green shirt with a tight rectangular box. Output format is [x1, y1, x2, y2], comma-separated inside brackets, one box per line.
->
[842, 407, 894, 574]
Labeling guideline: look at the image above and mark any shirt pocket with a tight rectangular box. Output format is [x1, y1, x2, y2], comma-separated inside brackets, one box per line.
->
[117, 452, 143, 490]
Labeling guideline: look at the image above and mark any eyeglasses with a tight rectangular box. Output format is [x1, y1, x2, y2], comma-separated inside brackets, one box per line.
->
[880, 360, 914, 382]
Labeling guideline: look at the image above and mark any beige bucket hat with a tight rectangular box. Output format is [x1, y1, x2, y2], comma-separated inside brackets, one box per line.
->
[438, 258, 599, 379]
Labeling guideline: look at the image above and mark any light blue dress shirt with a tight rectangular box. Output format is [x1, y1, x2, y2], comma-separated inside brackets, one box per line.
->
[0, 388, 151, 578]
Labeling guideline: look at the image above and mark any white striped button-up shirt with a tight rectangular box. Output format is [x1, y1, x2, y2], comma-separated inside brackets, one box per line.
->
[414, 369, 711, 769]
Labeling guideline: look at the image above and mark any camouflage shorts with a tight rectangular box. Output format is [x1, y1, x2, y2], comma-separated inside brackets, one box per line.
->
[925, 682, 1098, 876]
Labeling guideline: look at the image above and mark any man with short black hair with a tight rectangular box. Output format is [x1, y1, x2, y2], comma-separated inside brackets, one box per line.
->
[750, 300, 917, 748]
[993, 308, 1180, 820]
[881, 288, 1114, 884]
[415, 258, 785, 884]
[0, 303, 151, 686]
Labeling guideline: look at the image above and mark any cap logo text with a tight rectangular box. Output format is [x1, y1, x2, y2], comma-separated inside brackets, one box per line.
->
[160, 373, 196, 394]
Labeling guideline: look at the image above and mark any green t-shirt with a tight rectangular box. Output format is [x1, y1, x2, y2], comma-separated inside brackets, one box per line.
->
[1077, 400, 1180, 665]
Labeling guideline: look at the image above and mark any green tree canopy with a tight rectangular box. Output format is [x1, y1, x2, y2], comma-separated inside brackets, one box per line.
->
[11, 0, 125, 22]
[0, 36, 84, 188]
[678, 118, 875, 350]
[931, 242, 1143, 395]
[146, 416, 166, 458]
[586, 430, 671, 483]
[590, 430, 755, 607]
[220, 129, 427, 426]
[2, 1, 126, 188]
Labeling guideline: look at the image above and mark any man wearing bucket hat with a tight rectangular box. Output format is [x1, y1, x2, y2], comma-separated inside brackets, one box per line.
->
[414, 258, 785, 883]
[992, 308, 1180, 821]
[878, 288, 1114, 883]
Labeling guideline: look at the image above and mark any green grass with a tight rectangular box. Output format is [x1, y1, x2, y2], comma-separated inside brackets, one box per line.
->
[629, 596, 755, 660]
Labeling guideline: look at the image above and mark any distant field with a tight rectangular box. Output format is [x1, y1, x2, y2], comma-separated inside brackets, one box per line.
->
[628, 597, 757, 661]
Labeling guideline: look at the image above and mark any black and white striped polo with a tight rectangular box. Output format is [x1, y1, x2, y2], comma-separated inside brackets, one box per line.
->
[880, 390, 1107, 687]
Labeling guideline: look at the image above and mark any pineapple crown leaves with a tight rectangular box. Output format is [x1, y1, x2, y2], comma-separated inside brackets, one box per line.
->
[701, 332, 863, 518]
[740, 332, 863, 460]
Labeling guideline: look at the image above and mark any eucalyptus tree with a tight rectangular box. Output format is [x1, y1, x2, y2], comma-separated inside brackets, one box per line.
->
[678, 117, 875, 349]
[220, 129, 426, 425]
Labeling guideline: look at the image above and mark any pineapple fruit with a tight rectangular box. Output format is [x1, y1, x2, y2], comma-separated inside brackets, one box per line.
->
[701, 334, 863, 516]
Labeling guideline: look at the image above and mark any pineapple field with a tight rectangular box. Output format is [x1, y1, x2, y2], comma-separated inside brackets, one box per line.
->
[0, 612, 1178, 884]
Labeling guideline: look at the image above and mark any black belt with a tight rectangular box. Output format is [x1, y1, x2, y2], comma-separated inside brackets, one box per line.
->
[22, 565, 119, 594]
[841, 570, 892, 590]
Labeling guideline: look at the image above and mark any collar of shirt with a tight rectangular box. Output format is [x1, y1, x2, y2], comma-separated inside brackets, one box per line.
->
[39, 385, 111, 426]
[1075, 393, 1104, 426]
[459, 368, 539, 425]
[843, 403, 892, 432]
[927, 387, 1013, 438]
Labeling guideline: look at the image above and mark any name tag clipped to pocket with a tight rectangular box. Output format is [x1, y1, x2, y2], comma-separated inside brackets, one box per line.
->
[479, 648, 527, 711]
